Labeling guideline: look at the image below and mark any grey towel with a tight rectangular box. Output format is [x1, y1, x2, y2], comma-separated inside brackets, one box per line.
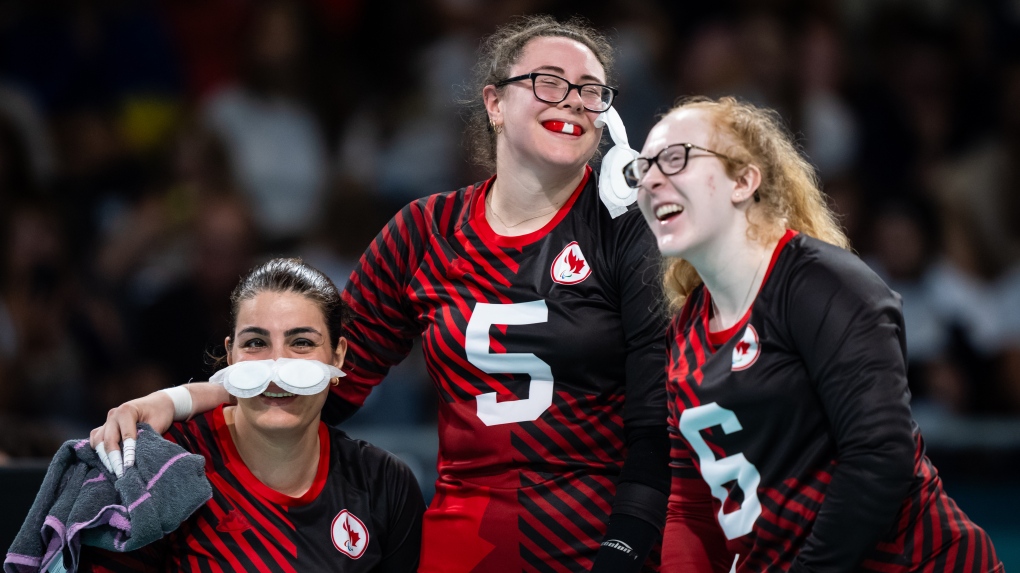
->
[4, 424, 211, 573]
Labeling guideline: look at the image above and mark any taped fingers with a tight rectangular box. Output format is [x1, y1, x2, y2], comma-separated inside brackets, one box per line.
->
[109, 448, 124, 478]
[95, 442, 114, 475]
[122, 437, 136, 469]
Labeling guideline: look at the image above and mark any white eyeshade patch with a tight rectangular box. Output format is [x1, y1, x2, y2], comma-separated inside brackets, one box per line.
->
[210, 358, 346, 398]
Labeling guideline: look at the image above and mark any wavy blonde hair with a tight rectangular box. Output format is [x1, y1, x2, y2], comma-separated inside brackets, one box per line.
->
[662, 96, 849, 312]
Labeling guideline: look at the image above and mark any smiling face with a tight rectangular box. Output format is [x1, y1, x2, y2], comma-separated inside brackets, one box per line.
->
[227, 290, 346, 434]
[484, 35, 606, 175]
[636, 107, 756, 261]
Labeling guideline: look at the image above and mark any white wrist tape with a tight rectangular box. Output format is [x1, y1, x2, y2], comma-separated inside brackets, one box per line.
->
[160, 386, 193, 421]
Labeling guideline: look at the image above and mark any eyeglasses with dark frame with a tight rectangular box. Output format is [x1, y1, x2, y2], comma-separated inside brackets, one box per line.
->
[622, 143, 732, 188]
[494, 72, 618, 113]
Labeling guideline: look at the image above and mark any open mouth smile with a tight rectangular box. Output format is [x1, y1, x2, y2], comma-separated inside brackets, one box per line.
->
[542, 120, 582, 136]
[655, 204, 684, 221]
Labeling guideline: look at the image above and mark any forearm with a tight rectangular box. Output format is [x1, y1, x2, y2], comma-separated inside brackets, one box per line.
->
[591, 426, 669, 573]
[791, 441, 914, 572]
[182, 382, 232, 418]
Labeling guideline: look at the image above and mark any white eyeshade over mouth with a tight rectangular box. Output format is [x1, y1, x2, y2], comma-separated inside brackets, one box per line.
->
[210, 358, 345, 398]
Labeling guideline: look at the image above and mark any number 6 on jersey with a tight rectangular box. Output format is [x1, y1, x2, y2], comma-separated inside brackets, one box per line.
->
[466, 301, 554, 426]
[678, 402, 762, 539]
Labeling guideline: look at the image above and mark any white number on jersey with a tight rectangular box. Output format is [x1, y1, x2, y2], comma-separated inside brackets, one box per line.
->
[465, 301, 554, 426]
[678, 403, 762, 539]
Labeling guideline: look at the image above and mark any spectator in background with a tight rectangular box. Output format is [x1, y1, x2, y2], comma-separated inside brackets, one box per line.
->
[0, 202, 120, 435]
[795, 17, 860, 181]
[201, 0, 329, 248]
[865, 198, 980, 415]
[0, 84, 55, 190]
[133, 193, 257, 389]
[674, 20, 750, 102]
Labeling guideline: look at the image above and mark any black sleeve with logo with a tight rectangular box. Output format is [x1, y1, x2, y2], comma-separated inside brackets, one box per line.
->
[663, 233, 1001, 572]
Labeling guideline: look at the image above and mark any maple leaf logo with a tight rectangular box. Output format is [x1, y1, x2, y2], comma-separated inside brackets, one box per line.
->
[565, 249, 586, 275]
[550, 242, 592, 285]
[344, 517, 360, 548]
[731, 324, 761, 371]
[331, 509, 369, 558]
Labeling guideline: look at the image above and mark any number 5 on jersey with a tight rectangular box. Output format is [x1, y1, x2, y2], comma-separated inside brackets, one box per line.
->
[678, 403, 762, 539]
[466, 301, 554, 426]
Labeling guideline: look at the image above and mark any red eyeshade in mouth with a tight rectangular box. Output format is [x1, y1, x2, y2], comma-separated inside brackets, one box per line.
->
[542, 120, 582, 136]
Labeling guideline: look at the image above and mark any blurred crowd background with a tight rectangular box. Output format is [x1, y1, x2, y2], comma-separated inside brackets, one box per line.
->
[0, 0, 1019, 551]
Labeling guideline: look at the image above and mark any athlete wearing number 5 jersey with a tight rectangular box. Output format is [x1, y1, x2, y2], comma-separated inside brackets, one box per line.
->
[341, 167, 667, 572]
[332, 16, 669, 573]
[632, 96, 1001, 572]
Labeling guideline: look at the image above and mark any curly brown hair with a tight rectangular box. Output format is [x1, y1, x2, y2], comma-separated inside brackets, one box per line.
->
[661, 96, 850, 311]
[463, 14, 615, 172]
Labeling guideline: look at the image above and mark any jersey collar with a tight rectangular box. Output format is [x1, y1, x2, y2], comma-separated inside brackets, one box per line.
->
[705, 229, 799, 346]
[213, 405, 331, 506]
[470, 166, 591, 250]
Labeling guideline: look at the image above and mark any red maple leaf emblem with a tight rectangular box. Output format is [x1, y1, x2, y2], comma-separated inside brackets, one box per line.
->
[735, 340, 751, 356]
[565, 249, 586, 274]
[216, 509, 251, 533]
[344, 517, 360, 547]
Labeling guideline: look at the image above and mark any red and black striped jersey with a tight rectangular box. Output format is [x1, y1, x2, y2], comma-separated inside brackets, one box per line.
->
[79, 405, 425, 572]
[663, 231, 1002, 573]
[339, 168, 667, 572]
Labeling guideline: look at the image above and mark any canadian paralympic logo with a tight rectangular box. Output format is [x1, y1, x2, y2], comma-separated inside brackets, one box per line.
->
[331, 509, 369, 559]
[550, 241, 592, 285]
[731, 324, 761, 371]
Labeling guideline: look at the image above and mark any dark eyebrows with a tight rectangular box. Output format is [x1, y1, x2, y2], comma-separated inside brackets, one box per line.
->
[236, 326, 322, 337]
[532, 65, 605, 85]
[284, 327, 322, 338]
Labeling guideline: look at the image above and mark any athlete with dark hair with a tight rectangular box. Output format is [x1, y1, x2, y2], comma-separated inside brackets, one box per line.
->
[91, 16, 669, 573]
[628, 96, 1002, 572]
[82, 258, 425, 572]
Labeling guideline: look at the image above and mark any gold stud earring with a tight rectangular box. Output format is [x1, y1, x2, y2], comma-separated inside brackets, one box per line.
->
[329, 377, 340, 387]
[490, 121, 503, 135]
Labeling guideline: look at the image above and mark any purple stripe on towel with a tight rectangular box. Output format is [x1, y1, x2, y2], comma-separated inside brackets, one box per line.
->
[84, 473, 107, 486]
[42, 516, 66, 540]
[66, 505, 126, 545]
[73, 439, 89, 450]
[113, 530, 129, 552]
[127, 492, 150, 512]
[40, 521, 65, 573]
[147, 452, 190, 490]
[4, 553, 42, 566]
[109, 511, 132, 531]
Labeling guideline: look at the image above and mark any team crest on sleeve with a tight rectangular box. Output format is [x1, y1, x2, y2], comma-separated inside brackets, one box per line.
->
[331, 509, 369, 559]
[731, 324, 761, 371]
[550, 241, 592, 285]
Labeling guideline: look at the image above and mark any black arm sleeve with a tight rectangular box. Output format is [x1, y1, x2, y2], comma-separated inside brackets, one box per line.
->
[590, 426, 670, 573]
[785, 245, 915, 572]
[591, 209, 670, 573]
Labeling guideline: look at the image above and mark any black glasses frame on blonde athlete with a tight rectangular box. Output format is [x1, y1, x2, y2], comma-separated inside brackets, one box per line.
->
[622, 142, 732, 188]
[495, 72, 618, 113]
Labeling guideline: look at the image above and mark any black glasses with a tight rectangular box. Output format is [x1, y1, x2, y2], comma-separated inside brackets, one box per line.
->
[622, 143, 731, 188]
[494, 72, 618, 113]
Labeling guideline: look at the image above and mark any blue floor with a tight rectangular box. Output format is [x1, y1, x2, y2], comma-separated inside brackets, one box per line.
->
[946, 482, 1019, 570]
